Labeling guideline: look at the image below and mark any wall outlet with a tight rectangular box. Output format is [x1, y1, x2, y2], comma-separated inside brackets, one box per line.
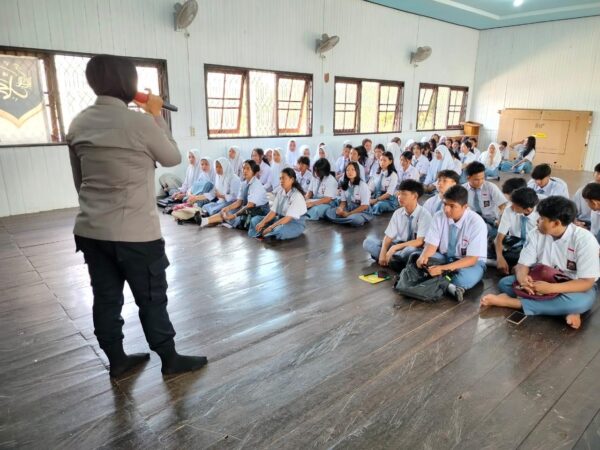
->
[190, 126, 196, 137]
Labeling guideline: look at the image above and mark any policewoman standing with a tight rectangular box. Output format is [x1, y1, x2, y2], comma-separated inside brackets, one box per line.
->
[67, 55, 207, 377]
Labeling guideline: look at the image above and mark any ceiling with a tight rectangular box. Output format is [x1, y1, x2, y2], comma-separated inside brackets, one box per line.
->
[365, 0, 600, 29]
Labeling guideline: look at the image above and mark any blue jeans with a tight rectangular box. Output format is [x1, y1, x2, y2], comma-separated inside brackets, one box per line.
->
[203, 200, 234, 216]
[431, 253, 486, 290]
[485, 167, 499, 179]
[499, 160, 533, 174]
[498, 275, 597, 315]
[362, 237, 420, 270]
[371, 197, 399, 216]
[305, 202, 334, 221]
[248, 215, 306, 240]
[325, 205, 374, 227]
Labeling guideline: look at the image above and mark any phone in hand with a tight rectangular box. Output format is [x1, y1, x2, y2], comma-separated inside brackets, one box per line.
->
[506, 311, 527, 325]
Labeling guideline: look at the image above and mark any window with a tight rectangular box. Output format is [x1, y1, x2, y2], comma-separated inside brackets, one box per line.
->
[416, 84, 468, 131]
[0, 47, 169, 147]
[205, 65, 312, 138]
[334, 77, 403, 135]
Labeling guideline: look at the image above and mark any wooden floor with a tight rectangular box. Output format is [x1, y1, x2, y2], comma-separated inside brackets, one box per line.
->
[1, 168, 599, 450]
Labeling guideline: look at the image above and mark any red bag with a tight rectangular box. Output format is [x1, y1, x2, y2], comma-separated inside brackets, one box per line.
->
[512, 264, 571, 300]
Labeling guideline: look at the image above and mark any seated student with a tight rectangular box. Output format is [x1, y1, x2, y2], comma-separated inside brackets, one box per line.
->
[249, 168, 307, 241]
[498, 141, 510, 161]
[369, 144, 385, 179]
[363, 180, 432, 272]
[251, 148, 271, 187]
[349, 146, 367, 181]
[527, 163, 569, 199]
[463, 161, 508, 238]
[195, 160, 269, 229]
[362, 138, 375, 175]
[423, 170, 460, 216]
[573, 162, 600, 227]
[582, 182, 600, 243]
[202, 157, 241, 216]
[416, 185, 488, 302]
[306, 158, 339, 221]
[459, 141, 476, 182]
[479, 142, 501, 180]
[300, 145, 312, 163]
[228, 146, 243, 178]
[368, 151, 399, 215]
[494, 187, 539, 274]
[481, 196, 599, 330]
[170, 149, 202, 201]
[312, 145, 329, 172]
[450, 148, 463, 178]
[295, 156, 313, 193]
[325, 161, 373, 227]
[335, 142, 352, 180]
[412, 145, 430, 183]
[469, 137, 481, 159]
[285, 139, 298, 168]
[386, 141, 402, 168]
[397, 151, 420, 182]
[265, 148, 273, 165]
[423, 145, 454, 193]
[267, 148, 288, 194]
[177, 156, 216, 207]
[499, 136, 536, 174]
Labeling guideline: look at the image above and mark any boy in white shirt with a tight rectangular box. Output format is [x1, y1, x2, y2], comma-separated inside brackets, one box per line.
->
[527, 163, 569, 199]
[581, 182, 600, 243]
[295, 156, 313, 193]
[573, 162, 600, 227]
[417, 185, 488, 302]
[423, 170, 460, 216]
[482, 196, 599, 330]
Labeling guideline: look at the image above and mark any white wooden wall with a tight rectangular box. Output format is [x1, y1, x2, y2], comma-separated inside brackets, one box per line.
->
[0, 0, 479, 217]
[471, 16, 600, 170]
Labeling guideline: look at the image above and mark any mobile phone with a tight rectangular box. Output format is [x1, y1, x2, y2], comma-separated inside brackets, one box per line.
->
[376, 271, 390, 279]
[507, 311, 527, 325]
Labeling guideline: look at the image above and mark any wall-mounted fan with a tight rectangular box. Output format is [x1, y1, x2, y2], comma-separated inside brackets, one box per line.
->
[410, 46, 432, 66]
[316, 33, 340, 56]
[174, 0, 198, 31]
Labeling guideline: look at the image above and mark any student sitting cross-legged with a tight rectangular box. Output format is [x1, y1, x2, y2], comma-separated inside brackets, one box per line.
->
[481, 196, 600, 330]
[416, 185, 488, 302]
[363, 180, 432, 272]
[324, 161, 373, 227]
[305, 158, 339, 221]
[527, 163, 569, 200]
[368, 151, 399, 215]
[422, 169, 460, 217]
[249, 168, 307, 241]
[494, 187, 539, 274]
[573, 163, 600, 228]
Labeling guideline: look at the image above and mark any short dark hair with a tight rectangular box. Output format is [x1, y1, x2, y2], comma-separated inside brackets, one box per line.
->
[537, 196, 576, 226]
[401, 151, 414, 161]
[594, 163, 600, 173]
[500, 140, 508, 147]
[531, 163, 552, 180]
[344, 143, 353, 149]
[443, 185, 469, 206]
[297, 156, 310, 167]
[398, 179, 424, 197]
[502, 177, 527, 194]
[375, 143, 385, 151]
[362, 138, 372, 145]
[437, 170, 460, 184]
[582, 182, 600, 201]
[244, 159, 260, 175]
[510, 187, 539, 209]
[313, 158, 333, 180]
[469, 137, 478, 143]
[391, 137, 401, 144]
[462, 140, 472, 150]
[465, 161, 485, 177]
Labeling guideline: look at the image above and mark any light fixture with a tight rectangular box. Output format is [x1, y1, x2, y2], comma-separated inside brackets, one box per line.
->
[513, 0, 523, 6]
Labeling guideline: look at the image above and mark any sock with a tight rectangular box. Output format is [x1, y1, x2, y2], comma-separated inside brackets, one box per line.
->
[447, 283, 457, 296]
[103, 344, 150, 378]
[156, 343, 208, 375]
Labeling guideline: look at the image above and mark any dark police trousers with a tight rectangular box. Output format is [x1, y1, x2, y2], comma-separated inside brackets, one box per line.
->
[75, 235, 176, 353]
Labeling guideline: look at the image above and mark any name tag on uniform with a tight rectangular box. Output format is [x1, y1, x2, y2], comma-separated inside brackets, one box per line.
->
[483, 200, 490, 208]
[567, 260, 577, 271]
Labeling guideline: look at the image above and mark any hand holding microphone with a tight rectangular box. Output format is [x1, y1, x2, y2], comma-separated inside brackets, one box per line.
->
[134, 89, 178, 116]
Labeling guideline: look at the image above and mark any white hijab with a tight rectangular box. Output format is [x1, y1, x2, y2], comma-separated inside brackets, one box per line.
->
[214, 157, 235, 194]
[181, 149, 203, 192]
[404, 139, 415, 151]
[199, 156, 216, 183]
[420, 136, 429, 143]
[433, 144, 454, 172]
[481, 142, 502, 168]
[285, 139, 298, 166]
[270, 148, 288, 187]
[228, 146, 243, 177]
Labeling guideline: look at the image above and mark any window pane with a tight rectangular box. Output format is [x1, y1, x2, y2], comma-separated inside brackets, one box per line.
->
[206, 72, 224, 98]
[224, 74, 242, 98]
[359, 81, 378, 133]
[344, 112, 355, 131]
[249, 71, 276, 136]
[334, 111, 344, 130]
[434, 86, 450, 130]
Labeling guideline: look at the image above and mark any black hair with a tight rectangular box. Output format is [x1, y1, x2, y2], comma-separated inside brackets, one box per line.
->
[520, 136, 536, 157]
[243, 159, 260, 175]
[502, 177, 527, 194]
[398, 179, 424, 198]
[297, 156, 310, 167]
[375, 143, 385, 151]
[500, 140, 508, 147]
[429, 139, 437, 152]
[341, 161, 362, 190]
[450, 149, 461, 161]
[85, 54, 138, 104]
[344, 143, 353, 150]
[437, 169, 460, 184]
[510, 187, 539, 209]
[531, 163, 552, 180]
[313, 158, 334, 180]
[446, 138, 453, 145]
[377, 151, 397, 175]
[462, 140, 473, 151]
[594, 163, 600, 173]
[354, 146, 368, 165]
[391, 137, 401, 144]
[423, 142, 431, 151]
[280, 167, 305, 196]
[443, 185, 469, 206]
[469, 137, 478, 144]
[401, 151, 414, 162]
[465, 161, 485, 177]
[253, 148, 270, 166]
[362, 138, 372, 146]
[582, 182, 600, 201]
[537, 196, 576, 226]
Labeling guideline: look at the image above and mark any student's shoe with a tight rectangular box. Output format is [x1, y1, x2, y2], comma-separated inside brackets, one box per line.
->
[194, 211, 203, 226]
[454, 287, 465, 303]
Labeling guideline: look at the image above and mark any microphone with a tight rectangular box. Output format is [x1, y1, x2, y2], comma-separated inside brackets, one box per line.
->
[134, 92, 178, 112]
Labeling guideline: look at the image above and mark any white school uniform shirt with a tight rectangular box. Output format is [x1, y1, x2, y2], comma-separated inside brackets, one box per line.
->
[461, 151, 476, 166]
[258, 161, 271, 186]
[272, 188, 307, 219]
[341, 180, 371, 206]
[238, 177, 269, 207]
[473, 147, 481, 159]
[425, 208, 488, 261]
[423, 194, 444, 217]
[414, 155, 430, 177]
[385, 204, 432, 242]
[497, 203, 539, 239]
[369, 170, 399, 197]
[518, 224, 600, 281]
[527, 177, 569, 200]
[296, 169, 313, 193]
[500, 147, 510, 160]
[335, 156, 349, 175]
[452, 159, 462, 176]
[573, 186, 592, 222]
[309, 174, 338, 199]
[356, 162, 366, 181]
[285, 149, 299, 167]
[369, 159, 381, 179]
[463, 181, 508, 221]
[397, 165, 420, 182]
[207, 174, 241, 203]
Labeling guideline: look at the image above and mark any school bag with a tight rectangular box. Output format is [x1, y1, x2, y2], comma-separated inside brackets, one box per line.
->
[393, 256, 451, 303]
[512, 264, 571, 300]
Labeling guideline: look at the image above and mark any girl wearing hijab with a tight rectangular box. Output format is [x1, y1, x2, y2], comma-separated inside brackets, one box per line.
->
[171, 149, 202, 201]
[265, 148, 273, 164]
[267, 148, 288, 194]
[325, 161, 373, 227]
[480, 142, 502, 180]
[228, 146, 243, 178]
[68, 54, 205, 376]
[368, 151, 399, 215]
[313, 145, 328, 171]
[285, 139, 299, 168]
[202, 157, 241, 216]
[251, 148, 271, 187]
[423, 144, 454, 193]
[249, 168, 307, 240]
[305, 158, 339, 221]
[171, 156, 216, 217]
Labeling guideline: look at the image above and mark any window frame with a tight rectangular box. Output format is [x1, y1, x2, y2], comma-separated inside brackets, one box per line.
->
[0, 45, 170, 148]
[333, 76, 404, 136]
[416, 83, 468, 132]
[204, 64, 313, 139]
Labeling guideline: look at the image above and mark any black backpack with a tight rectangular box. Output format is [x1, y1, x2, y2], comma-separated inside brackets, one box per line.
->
[393, 256, 451, 303]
